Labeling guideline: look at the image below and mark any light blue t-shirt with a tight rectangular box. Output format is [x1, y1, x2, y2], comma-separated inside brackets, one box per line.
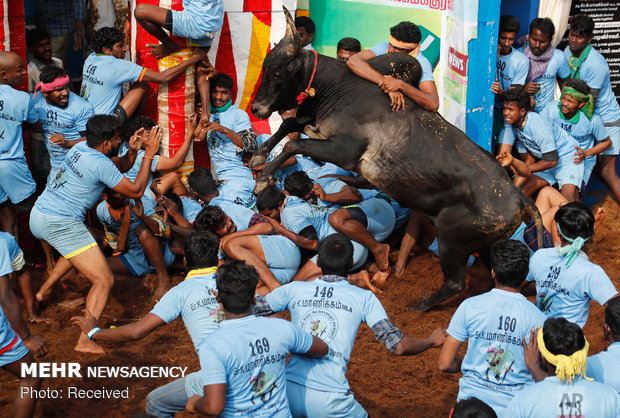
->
[526, 248, 618, 328]
[96, 200, 144, 256]
[281, 195, 335, 241]
[150, 268, 222, 350]
[500, 111, 578, 163]
[0, 237, 17, 352]
[516, 48, 569, 113]
[81, 53, 145, 115]
[34, 141, 124, 220]
[0, 85, 39, 161]
[495, 48, 529, 108]
[118, 141, 160, 184]
[265, 277, 390, 392]
[564, 46, 620, 124]
[541, 101, 608, 172]
[197, 315, 313, 418]
[0, 232, 21, 265]
[207, 106, 253, 182]
[504, 375, 620, 417]
[217, 176, 257, 209]
[587, 342, 620, 393]
[447, 288, 546, 415]
[180, 196, 203, 223]
[32, 92, 94, 171]
[211, 200, 255, 232]
[369, 42, 434, 83]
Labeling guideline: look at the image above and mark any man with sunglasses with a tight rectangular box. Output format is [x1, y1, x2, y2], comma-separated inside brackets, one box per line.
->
[347, 21, 439, 112]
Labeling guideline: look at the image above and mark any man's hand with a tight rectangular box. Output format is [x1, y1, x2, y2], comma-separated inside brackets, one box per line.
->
[195, 114, 210, 142]
[73, 31, 84, 51]
[204, 122, 227, 134]
[491, 80, 501, 95]
[150, 178, 163, 200]
[428, 328, 448, 348]
[186, 114, 199, 142]
[128, 128, 146, 153]
[522, 326, 548, 382]
[574, 146, 587, 164]
[23, 334, 48, 357]
[130, 199, 145, 219]
[71, 309, 100, 335]
[191, 47, 208, 61]
[496, 152, 514, 167]
[186, 394, 201, 413]
[50, 133, 68, 149]
[145, 126, 162, 158]
[524, 82, 541, 94]
[312, 183, 327, 201]
[379, 75, 402, 93]
[159, 195, 181, 221]
[388, 91, 406, 112]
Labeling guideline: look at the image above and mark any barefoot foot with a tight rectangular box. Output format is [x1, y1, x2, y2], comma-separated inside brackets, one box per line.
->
[147, 42, 182, 59]
[373, 243, 390, 272]
[371, 267, 391, 288]
[74, 334, 105, 354]
[348, 270, 381, 294]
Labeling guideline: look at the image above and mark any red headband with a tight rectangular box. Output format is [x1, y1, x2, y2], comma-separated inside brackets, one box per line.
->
[34, 75, 70, 97]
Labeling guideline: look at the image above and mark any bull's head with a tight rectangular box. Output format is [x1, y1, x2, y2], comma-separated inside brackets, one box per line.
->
[251, 7, 305, 119]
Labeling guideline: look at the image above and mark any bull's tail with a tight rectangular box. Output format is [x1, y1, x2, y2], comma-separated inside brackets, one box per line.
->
[519, 193, 544, 249]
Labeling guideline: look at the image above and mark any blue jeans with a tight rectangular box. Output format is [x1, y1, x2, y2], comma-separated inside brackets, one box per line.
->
[145, 372, 203, 417]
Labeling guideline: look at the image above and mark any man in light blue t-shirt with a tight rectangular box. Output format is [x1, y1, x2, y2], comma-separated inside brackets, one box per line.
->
[254, 234, 446, 417]
[541, 78, 611, 188]
[0, 52, 40, 238]
[518, 18, 570, 113]
[81, 27, 206, 122]
[524, 202, 617, 328]
[347, 21, 439, 112]
[31, 115, 159, 354]
[438, 239, 547, 416]
[32, 66, 93, 181]
[587, 297, 620, 393]
[499, 86, 583, 201]
[492, 15, 529, 144]
[186, 261, 328, 417]
[505, 318, 620, 417]
[199, 73, 257, 183]
[564, 14, 620, 203]
[72, 232, 224, 417]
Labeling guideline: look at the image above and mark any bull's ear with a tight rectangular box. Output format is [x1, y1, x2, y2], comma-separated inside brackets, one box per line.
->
[287, 55, 303, 75]
[282, 6, 301, 57]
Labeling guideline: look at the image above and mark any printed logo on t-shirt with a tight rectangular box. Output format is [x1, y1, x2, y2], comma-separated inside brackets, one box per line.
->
[485, 346, 515, 383]
[300, 309, 338, 343]
[249, 371, 278, 405]
[51, 166, 69, 190]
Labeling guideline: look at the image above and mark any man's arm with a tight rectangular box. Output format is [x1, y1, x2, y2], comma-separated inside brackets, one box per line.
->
[385, 78, 439, 112]
[141, 50, 206, 84]
[155, 116, 197, 171]
[187, 384, 227, 416]
[305, 335, 329, 357]
[0, 275, 48, 356]
[72, 309, 165, 342]
[347, 49, 383, 85]
[113, 127, 161, 199]
[527, 151, 558, 173]
[111, 128, 145, 172]
[437, 335, 464, 373]
[393, 328, 447, 355]
[313, 183, 362, 206]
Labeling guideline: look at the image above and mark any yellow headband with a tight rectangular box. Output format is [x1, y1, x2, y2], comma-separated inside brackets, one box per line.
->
[389, 36, 420, 58]
[537, 327, 592, 384]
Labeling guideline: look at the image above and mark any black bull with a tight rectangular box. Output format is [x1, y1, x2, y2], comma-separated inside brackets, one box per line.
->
[249, 11, 542, 311]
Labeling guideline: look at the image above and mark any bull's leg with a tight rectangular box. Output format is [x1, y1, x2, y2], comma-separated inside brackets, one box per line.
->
[408, 234, 470, 311]
[249, 117, 307, 168]
[254, 135, 366, 194]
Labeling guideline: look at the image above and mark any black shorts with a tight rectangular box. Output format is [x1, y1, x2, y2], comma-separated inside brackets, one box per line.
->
[164, 9, 173, 32]
[523, 218, 554, 252]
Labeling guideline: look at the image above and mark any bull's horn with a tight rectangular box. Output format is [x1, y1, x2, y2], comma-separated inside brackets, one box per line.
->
[282, 6, 301, 57]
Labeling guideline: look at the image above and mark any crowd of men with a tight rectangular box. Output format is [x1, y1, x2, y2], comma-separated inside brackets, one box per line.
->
[1, 2, 620, 417]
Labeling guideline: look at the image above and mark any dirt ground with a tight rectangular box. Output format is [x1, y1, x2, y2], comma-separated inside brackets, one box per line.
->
[1, 197, 619, 417]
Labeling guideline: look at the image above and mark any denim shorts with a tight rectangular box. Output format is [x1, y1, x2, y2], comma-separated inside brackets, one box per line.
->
[30, 206, 97, 258]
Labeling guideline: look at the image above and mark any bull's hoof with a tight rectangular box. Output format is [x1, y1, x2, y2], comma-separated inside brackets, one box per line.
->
[253, 179, 269, 195]
[249, 154, 267, 168]
[408, 300, 434, 312]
